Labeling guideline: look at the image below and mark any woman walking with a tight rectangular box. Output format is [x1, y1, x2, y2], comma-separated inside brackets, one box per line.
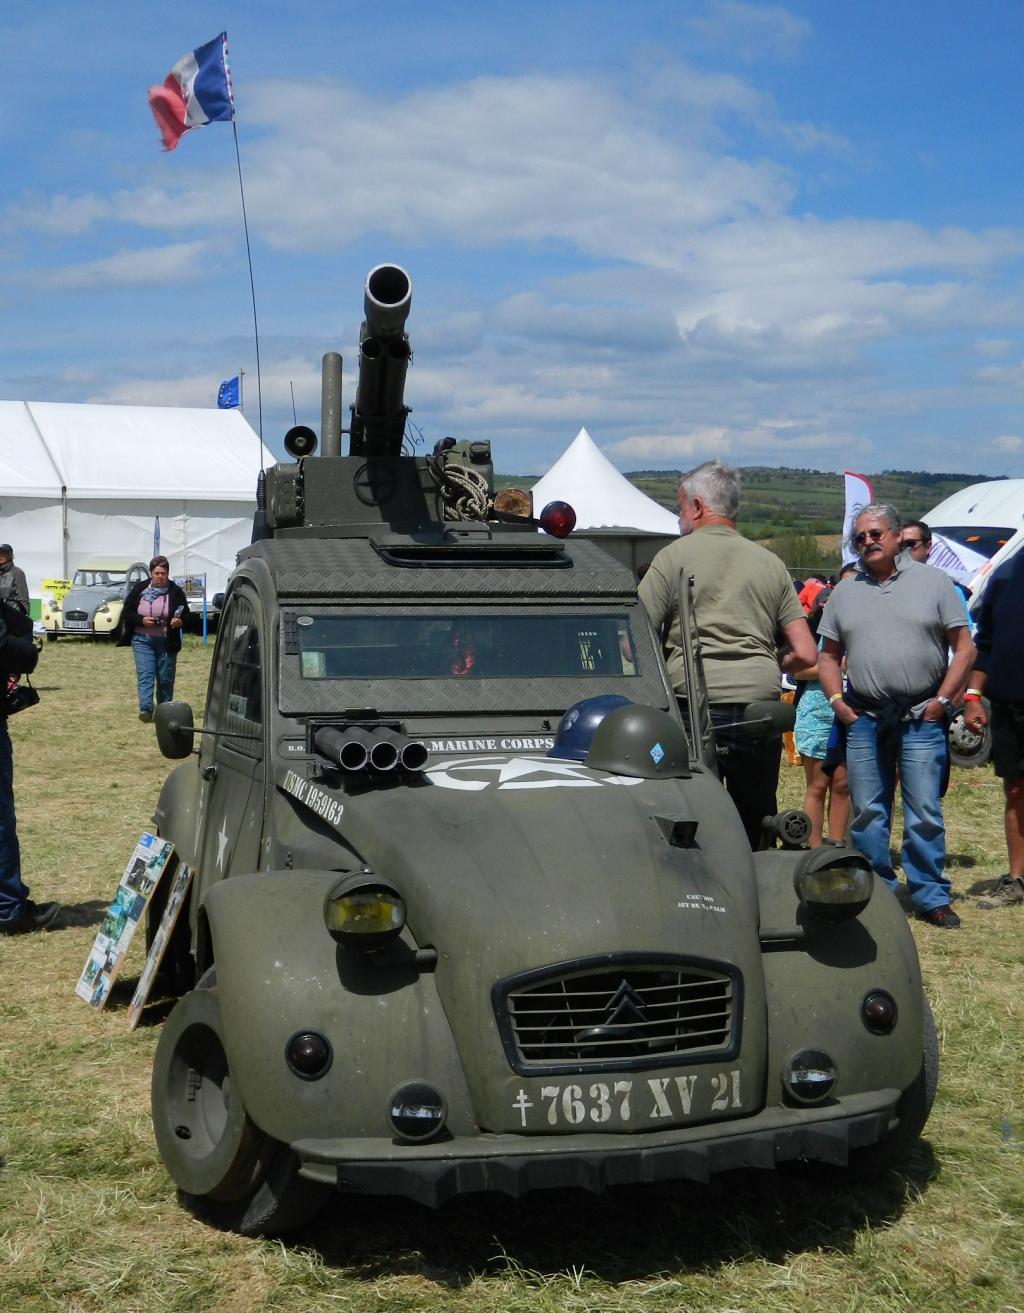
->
[119, 557, 189, 721]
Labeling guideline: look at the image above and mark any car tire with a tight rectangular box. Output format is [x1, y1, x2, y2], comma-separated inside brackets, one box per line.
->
[948, 697, 992, 769]
[151, 967, 330, 1236]
[46, 632, 58, 643]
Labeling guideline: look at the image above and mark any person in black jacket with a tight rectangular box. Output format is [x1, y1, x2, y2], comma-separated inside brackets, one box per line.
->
[963, 552, 1024, 908]
[118, 556, 190, 722]
[0, 599, 60, 933]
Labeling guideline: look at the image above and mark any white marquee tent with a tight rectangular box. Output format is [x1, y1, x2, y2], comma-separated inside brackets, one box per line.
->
[0, 401, 274, 603]
[530, 427, 681, 535]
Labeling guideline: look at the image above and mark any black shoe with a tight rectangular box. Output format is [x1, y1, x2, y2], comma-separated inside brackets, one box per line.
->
[977, 875, 1024, 909]
[0, 899, 61, 934]
[916, 904, 961, 929]
[139, 710, 153, 723]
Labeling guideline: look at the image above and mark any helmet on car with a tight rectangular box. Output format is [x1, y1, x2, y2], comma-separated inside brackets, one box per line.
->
[585, 704, 690, 779]
[548, 695, 633, 761]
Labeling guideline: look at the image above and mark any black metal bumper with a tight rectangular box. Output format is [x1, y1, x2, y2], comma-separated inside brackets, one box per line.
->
[294, 1102, 896, 1208]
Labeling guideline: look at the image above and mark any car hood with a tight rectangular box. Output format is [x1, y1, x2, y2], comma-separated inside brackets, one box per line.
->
[62, 584, 125, 609]
[329, 755, 759, 973]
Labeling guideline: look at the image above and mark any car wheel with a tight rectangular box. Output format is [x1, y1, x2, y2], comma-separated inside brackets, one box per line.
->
[151, 968, 330, 1236]
[46, 632, 58, 643]
[948, 697, 992, 769]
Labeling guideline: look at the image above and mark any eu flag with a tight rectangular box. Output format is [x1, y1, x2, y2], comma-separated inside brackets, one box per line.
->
[217, 376, 240, 408]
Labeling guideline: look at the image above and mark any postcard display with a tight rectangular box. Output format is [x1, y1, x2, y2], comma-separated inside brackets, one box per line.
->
[75, 833, 183, 1013]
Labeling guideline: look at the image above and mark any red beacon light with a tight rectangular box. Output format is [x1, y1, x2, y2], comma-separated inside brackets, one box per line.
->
[538, 500, 576, 539]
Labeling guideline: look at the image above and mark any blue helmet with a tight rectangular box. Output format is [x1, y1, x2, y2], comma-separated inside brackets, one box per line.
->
[548, 695, 633, 761]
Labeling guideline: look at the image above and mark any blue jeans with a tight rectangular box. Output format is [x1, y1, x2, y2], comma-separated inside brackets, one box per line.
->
[0, 718, 29, 922]
[132, 635, 177, 713]
[845, 714, 951, 912]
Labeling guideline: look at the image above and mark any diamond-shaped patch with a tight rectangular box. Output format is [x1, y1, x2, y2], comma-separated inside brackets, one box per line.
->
[649, 741, 665, 765]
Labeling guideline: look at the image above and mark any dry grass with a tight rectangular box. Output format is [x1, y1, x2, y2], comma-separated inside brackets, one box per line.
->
[1, 640, 1022, 1312]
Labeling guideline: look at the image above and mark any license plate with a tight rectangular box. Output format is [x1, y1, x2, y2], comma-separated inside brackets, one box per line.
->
[508, 1068, 744, 1131]
[62, 619, 90, 631]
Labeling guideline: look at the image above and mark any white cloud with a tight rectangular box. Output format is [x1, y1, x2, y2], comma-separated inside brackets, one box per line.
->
[972, 338, 1016, 356]
[988, 434, 1024, 453]
[603, 429, 730, 462]
[688, 2, 812, 64]
[26, 241, 213, 292]
[974, 358, 1024, 388]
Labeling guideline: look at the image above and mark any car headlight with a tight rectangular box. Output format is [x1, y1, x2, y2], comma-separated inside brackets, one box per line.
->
[323, 874, 406, 949]
[96, 604, 109, 614]
[794, 846, 873, 921]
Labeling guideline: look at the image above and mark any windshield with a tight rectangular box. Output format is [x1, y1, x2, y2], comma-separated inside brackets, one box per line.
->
[73, 570, 128, 587]
[294, 613, 639, 680]
[932, 526, 1015, 559]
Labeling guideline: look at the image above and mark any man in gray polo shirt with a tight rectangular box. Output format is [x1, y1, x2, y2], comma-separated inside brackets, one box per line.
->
[640, 460, 816, 847]
[817, 503, 974, 929]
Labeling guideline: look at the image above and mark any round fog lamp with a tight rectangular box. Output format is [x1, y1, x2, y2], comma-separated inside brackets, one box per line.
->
[324, 875, 406, 949]
[794, 849, 873, 922]
[286, 1030, 333, 1080]
[783, 1049, 838, 1103]
[386, 1082, 447, 1142]
[862, 990, 898, 1035]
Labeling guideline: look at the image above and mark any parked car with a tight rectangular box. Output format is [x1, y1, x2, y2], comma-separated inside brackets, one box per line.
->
[43, 559, 149, 641]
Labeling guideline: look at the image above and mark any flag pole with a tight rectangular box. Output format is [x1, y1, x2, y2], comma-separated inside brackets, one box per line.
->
[230, 119, 264, 471]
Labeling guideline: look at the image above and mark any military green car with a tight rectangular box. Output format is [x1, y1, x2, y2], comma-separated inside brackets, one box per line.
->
[147, 265, 936, 1236]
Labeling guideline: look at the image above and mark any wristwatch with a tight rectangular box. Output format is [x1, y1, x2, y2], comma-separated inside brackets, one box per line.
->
[936, 695, 952, 712]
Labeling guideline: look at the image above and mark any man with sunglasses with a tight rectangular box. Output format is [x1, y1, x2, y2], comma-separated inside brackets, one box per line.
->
[817, 504, 975, 928]
[900, 520, 932, 563]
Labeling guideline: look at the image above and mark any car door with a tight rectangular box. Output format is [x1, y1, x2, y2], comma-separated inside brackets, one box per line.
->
[197, 589, 267, 885]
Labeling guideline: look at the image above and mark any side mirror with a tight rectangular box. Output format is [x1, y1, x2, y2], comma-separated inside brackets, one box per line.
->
[744, 699, 795, 737]
[154, 701, 196, 759]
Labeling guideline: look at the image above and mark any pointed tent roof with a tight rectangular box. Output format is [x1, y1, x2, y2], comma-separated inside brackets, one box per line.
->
[530, 427, 680, 534]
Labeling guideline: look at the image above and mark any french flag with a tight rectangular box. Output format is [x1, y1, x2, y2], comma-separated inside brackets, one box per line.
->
[148, 32, 234, 151]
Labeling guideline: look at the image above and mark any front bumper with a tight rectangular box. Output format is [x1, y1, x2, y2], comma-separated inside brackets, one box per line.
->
[294, 1090, 899, 1206]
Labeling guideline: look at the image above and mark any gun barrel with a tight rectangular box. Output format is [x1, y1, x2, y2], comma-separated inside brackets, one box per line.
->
[350, 264, 413, 458]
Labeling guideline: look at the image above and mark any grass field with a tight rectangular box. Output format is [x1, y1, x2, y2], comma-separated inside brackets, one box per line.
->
[1, 640, 1022, 1313]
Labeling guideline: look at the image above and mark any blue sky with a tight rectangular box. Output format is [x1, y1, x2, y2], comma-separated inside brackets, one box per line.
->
[3, 1, 1024, 476]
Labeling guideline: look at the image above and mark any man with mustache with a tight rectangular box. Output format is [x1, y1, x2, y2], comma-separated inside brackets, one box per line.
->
[817, 504, 975, 928]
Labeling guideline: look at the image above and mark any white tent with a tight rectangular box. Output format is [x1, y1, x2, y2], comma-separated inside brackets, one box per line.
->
[0, 401, 274, 603]
[530, 427, 681, 534]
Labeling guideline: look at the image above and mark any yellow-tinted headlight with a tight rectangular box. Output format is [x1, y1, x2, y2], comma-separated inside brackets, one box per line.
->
[794, 849, 873, 921]
[324, 877, 405, 948]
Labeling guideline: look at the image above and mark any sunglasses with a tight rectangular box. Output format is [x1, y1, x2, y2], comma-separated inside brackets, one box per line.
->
[853, 528, 889, 547]
[902, 537, 927, 548]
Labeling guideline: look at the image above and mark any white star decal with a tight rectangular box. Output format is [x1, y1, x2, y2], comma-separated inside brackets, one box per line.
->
[216, 820, 230, 871]
[425, 755, 642, 792]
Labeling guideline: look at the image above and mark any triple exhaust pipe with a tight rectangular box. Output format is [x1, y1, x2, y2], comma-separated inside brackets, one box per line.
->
[314, 725, 429, 775]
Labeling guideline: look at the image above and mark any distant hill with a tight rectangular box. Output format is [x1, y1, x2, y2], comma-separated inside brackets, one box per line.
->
[496, 467, 1000, 574]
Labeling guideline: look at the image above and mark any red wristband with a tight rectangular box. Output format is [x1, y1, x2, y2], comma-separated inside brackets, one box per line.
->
[963, 693, 981, 702]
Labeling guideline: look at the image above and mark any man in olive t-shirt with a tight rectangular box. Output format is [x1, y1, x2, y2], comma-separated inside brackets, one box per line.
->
[640, 461, 815, 846]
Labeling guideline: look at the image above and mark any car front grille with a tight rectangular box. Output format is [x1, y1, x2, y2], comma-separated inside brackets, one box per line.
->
[65, 610, 89, 621]
[495, 957, 738, 1074]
